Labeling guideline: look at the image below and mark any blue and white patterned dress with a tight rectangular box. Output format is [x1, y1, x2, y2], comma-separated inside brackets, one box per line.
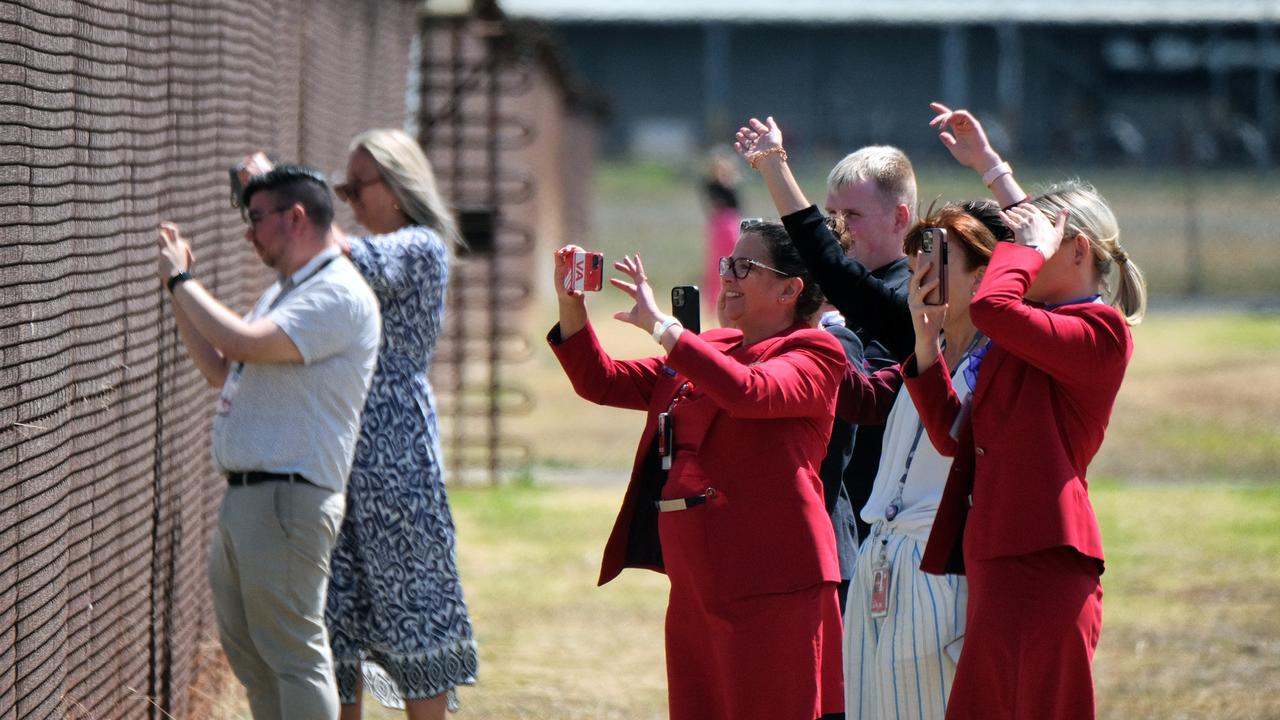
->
[326, 225, 478, 709]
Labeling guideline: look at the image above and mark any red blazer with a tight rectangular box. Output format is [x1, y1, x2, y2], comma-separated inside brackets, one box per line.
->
[837, 364, 902, 426]
[549, 321, 846, 600]
[904, 243, 1132, 575]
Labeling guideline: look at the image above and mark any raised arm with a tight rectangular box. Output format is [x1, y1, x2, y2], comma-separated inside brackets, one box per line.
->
[548, 244, 663, 411]
[734, 116, 912, 360]
[667, 329, 845, 419]
[780, 206, 913, 360]
[969, 207, 1130, 386]
[929, 102, 1028, 209]
[836, 365, 903, 425]
[901, 253, 963, 455]
[158, 223, 303, 380]
[733, 116, 808, 216]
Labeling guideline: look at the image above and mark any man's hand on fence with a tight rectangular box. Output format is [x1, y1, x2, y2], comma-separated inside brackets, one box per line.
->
[157, 221, 192, 284]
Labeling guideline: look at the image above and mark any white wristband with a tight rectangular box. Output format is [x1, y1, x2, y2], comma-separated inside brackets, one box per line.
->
[981, 161, 1012, 187]
[652, 317, 682, 343]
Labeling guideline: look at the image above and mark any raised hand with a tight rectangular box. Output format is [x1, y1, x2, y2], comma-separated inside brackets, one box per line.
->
[236, 151, 274, 185]
[609, 254, 665, 332]
[734, 117, 784, 167]
[553, 244, 588, 302]
[157, 221, 192, 283]
[908, 253, 949, 368]
[1000, 205, 1069, 260]
[928, 102, 1000, 173]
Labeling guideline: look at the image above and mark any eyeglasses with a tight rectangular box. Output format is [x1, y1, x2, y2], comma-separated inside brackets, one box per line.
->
[334, 175, 384, 203]
[246, 206, 290, 228]
[739, 217, 768, 233]
[719, 255, 789, 280]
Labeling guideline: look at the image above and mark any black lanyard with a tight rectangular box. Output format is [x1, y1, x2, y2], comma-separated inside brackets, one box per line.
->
[885, 331, 985, 521]
[231, 253, 337, 376]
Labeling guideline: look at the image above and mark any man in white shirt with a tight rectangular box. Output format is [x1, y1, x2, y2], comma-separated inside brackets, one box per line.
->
[157, 165, 380, 720]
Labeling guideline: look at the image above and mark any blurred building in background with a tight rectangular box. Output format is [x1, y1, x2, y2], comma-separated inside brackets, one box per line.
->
[502, 0, 1280, 170]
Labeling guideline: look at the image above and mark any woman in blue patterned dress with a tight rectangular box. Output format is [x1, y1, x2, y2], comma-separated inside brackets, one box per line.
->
[326, 128, 477, 719]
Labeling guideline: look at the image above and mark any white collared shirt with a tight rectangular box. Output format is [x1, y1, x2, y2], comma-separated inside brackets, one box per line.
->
[211, 246, 381, 492]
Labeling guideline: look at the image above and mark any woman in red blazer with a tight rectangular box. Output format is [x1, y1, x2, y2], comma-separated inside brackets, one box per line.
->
[548, 221, 846, 720]
[902, 104, 1149, 720]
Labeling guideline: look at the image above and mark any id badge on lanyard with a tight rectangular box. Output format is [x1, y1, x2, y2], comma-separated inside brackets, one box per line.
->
[656, 380, 692, 471]
[216, 363, 245, 416]
[869, 538, 891, 618]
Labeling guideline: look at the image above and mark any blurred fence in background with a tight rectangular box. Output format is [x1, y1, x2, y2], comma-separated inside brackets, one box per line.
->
[0, 1, 416, 716]
[417, 0, 605, 485]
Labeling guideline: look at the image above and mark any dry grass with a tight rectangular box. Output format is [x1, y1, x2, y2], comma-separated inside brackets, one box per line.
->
[212, 161, 1279, 718]
[212, 481, 1280, 720]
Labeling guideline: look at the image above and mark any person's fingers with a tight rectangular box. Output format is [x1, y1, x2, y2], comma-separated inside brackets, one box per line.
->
[1054, 208, 1070, 236]
[609, 277, 637, 295]
[766, 116, 779, 133]
[929, 110, 952, 128]
[938, 132, 957, 149]
[929, 101, 951, 114]
[749, 117, 768, 133]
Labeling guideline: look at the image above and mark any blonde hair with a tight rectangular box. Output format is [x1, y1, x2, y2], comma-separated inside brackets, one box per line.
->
[1032, 180, 1147, 325]
[349, 128, 463, 253]
[826, 145, 918, 221]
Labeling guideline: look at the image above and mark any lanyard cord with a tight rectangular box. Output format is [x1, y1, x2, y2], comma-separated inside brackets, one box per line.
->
[888, 330, 986, 513]
[231, 254, 337, 376]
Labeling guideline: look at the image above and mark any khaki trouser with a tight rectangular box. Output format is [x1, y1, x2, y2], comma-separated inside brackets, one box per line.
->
[208, 481, 345, 720]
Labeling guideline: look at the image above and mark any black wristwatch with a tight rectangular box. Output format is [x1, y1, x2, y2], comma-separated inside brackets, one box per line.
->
[167, 270, 194, 293]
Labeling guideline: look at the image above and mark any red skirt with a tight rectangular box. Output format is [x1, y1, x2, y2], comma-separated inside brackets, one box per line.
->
[664, 580, 843, 720]
[947, 546, 1103, 720]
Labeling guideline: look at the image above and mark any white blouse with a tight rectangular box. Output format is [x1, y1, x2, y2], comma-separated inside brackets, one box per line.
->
[859, 354, 974, 542]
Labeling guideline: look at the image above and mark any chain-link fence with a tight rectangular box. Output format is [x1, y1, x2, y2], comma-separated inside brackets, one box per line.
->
[0, 1, 415, 716]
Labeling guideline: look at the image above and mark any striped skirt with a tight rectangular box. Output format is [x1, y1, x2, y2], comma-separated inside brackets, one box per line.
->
[844, 525, 967, 720]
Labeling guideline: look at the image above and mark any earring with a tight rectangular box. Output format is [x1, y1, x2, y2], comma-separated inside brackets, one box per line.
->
[394, 202, 401, 211]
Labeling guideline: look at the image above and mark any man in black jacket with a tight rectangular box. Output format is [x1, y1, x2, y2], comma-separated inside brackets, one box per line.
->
[820, 146, 916, 545]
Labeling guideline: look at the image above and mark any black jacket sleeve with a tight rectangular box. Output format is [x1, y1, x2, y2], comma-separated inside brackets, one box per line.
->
[782, 205, 914, 362]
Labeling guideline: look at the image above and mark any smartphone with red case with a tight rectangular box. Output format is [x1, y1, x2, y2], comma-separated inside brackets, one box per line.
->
[565, 250, 604, 292]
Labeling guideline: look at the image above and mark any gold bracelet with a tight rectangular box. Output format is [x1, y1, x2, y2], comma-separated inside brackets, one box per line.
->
[747, 147, 788, 170]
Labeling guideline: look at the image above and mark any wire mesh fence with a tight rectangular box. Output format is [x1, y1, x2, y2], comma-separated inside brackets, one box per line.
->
[0, 1, 416, 716]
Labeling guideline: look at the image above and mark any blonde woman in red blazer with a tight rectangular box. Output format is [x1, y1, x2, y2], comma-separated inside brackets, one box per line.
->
[899, 104, 1149, 720]
[548, 221, 847, 720]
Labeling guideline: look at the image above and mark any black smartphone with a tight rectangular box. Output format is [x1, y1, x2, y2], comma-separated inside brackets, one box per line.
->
[671, 285, 700, 334]
[919, 227, 948, 306]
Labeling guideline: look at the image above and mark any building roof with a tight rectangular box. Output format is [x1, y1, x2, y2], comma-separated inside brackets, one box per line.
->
[499, 0, 1280, 24]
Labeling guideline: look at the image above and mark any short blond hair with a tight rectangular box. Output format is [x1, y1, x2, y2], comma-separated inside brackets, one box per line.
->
[826, 145, 917, 219]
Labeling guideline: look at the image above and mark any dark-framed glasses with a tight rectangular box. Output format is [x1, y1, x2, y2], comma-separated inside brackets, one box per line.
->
[719, 255, 789, 280]
[246, 206, 290, 228]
